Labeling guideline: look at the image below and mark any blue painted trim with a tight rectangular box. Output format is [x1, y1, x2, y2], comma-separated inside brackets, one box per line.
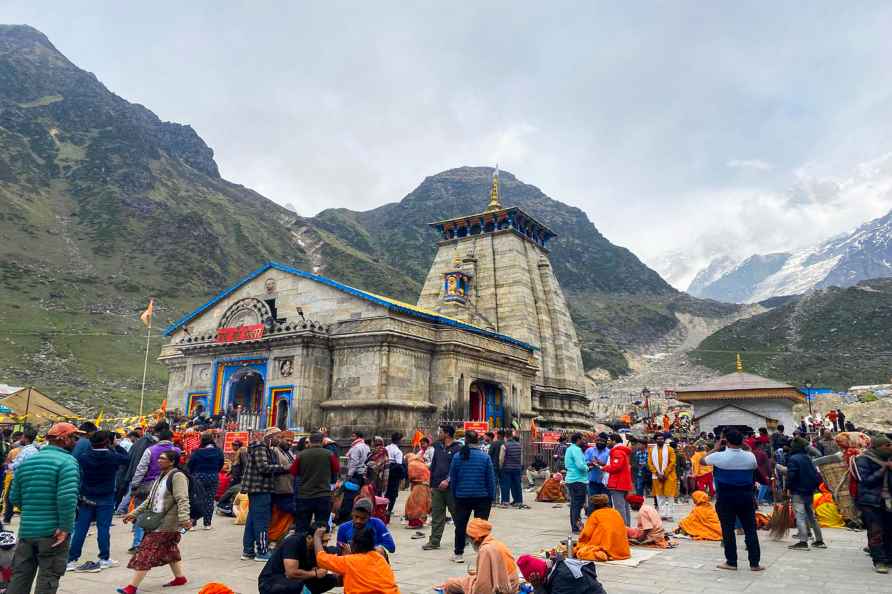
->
[164, 261, 536, 352]
[163, 264, 274, 336]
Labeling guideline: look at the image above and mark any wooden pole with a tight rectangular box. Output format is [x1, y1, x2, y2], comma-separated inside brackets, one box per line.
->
[139, 316, 152, 417]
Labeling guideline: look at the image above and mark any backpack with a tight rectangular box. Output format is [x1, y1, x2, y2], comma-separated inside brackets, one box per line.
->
[173, 468, 207, 522]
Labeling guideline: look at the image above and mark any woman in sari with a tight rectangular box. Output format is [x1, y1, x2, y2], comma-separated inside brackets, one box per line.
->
[367, 437, 389, 496]
[404, 452, 432, 529]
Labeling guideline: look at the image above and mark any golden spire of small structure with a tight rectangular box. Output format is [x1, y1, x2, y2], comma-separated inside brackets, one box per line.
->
[736, 353, 744, 372]
[485, 164, 502, 212]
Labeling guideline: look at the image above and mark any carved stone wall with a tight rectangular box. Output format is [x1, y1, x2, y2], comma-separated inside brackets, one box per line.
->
[417, 230, 590, 428]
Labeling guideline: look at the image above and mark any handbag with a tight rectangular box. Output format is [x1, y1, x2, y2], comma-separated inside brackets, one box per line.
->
[135, 472, 177, 532]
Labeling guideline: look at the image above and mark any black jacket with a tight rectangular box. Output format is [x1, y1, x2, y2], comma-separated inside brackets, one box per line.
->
[855, 454, 892, 509]
[429, 440, 461, 486]
[534, 558, 605, 594]
[786, 451, 821, 495]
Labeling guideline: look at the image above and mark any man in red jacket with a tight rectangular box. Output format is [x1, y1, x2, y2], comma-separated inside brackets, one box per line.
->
[599, 434, 633, 526]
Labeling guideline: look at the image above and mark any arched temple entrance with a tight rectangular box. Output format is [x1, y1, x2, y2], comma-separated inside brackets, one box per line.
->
[227, 369, 265, 413]
[469, 380, 506, 428]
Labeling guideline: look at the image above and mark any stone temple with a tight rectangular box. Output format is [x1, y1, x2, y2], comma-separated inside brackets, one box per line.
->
[160, 169, 590, 436]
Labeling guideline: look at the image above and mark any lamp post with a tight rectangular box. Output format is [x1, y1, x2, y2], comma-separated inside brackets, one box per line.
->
[642, 387, 652, 431]
[804, 380, 814, 417]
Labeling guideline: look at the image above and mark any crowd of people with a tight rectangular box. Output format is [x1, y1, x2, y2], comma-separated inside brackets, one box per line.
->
[0, 407, 888, 594]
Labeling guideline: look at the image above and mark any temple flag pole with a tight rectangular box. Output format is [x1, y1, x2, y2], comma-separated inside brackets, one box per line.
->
[138, 298, 155, 417]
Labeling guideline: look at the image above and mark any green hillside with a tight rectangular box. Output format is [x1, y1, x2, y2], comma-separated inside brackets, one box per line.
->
[691, 279, 892, 390]
[0, 25, 740, 414]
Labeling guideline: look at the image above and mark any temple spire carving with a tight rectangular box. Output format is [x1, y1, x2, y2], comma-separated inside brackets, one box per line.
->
[485, 165, 502, 212]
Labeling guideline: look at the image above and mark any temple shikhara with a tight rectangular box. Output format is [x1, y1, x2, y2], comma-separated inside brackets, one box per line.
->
[160, 168, 590, 436]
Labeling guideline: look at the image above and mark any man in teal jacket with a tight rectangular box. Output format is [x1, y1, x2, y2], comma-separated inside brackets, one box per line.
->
[8, 422, 82, 594]
[564, 432, 589, 534]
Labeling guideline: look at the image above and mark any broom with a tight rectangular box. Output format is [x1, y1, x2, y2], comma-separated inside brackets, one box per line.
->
[766, 445, 794, 540]
[767, 494, 794, 540]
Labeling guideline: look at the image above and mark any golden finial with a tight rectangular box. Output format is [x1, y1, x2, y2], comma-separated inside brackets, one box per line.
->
[485, 164, 502, 212]
[736, 353, 743, 372]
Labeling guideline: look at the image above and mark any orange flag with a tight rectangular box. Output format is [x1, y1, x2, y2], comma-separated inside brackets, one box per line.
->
[530, 419, 539, 441]
[140, 298, 155, 327]
[411, 429, 424, 448]
[160, 399, 167, 412]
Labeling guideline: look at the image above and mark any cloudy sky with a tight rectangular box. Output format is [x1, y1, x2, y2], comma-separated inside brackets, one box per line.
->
[6, 2, 892, 286]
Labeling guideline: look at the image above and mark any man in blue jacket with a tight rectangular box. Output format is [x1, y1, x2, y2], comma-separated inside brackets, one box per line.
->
[335, 498, 396, 554]
[448, 430, 495, 564]
[785, 437, 825, 551]
[67, 430, 130, 572]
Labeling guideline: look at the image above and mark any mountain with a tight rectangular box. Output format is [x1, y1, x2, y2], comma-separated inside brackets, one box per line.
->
[0, 25, 739, 413]
[689, 208, 892, 303]
[686, 254, 741, 297]
[0, 25, 323, 413]
[690, 278, 892, 390]
[296, 167, 744, 376]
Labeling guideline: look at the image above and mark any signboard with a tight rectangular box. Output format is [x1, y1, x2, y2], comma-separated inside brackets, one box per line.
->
[463, 421, 489, 433]
[216, 323, 265, 344]
[183, 432, 201, 454]
[223, 431, 250, 453]
[541, 431, 562, 444]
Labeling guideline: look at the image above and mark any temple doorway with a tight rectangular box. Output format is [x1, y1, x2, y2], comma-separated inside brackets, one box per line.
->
[227, 369, 265, 413]
[276, 399, 289, 430]
[469, 380, 505, 428]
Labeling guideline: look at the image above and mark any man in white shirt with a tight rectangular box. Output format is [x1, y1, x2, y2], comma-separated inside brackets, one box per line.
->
[385, 432, 405, 514]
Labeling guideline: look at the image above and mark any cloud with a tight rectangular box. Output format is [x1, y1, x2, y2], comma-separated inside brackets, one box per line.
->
[727, 159, 773, 171]
[5, 1, 892, 274]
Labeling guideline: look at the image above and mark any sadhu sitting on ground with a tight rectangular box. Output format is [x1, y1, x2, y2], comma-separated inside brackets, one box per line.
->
[438, 519, 519, 594]
[574, 495, 631, 562]
[626, 494, 671, 548]
[535, 473, 567, 503]
[675, 490, 722, 541]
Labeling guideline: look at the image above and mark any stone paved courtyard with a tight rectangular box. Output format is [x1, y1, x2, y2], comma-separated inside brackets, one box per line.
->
[42, 497, 887, 594]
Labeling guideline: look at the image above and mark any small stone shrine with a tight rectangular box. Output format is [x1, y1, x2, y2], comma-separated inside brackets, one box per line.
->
[675, 355, 805, 434]
[160, 168, 590, 435]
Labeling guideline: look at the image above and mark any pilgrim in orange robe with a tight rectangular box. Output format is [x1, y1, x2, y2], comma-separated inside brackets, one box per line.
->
[404, 453, 432, 529]
[443, 519, 520, 594]
[677, 490, 722, 541]
[536, 473, 567, 503]
[574, 497, 631, 562]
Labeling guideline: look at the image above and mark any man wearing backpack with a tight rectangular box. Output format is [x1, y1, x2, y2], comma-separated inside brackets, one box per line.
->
[785, 437, 826, 551]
